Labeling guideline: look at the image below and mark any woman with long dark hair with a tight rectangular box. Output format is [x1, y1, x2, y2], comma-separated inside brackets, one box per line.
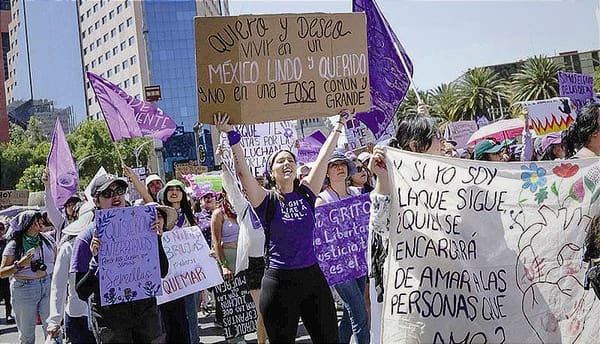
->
[214, 111, 352, 343]
[0, 210, 56, 344]
[159, 179, 200, 343]
[563, 103, 600, 159]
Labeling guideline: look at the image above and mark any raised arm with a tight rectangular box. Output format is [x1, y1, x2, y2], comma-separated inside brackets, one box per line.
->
[304, 110, 353, 194]
[123, 164, 154, 204]
[214, 113, 266, 208]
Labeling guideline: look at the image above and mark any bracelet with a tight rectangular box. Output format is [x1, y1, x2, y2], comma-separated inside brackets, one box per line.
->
[219, 259, 228, 267]
[227, 131, 241, 146]
[335, 129, 343, 134]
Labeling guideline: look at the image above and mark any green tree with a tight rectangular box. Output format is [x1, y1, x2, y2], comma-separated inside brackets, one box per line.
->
[0, 120, 48, 190]
[15, 164, 45, 191]
[456, 67, 506, 120]
[509, 55, 560, 103]
[430, 83, 460, 127]
[67, 120, 151, 188]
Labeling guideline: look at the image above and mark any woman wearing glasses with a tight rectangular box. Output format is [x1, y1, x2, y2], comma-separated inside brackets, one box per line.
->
[1, 210, 56, 344]
[349, 157, 373, 194]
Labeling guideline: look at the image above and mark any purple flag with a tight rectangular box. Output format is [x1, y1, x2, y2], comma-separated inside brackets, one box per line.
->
[298, 130, 327, 163]
[353, 0, 413, 140]
[47, 119, 79, 208]
[314, 194, 370, 286]
[558, 71, 594, 113]
[86, 72, 176, 141]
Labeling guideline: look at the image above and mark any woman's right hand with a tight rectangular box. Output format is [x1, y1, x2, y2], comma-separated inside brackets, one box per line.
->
[214, 112, 233, 133]
[47, 325, 60, 338]
[369, 146, 388, 179]
[17, 251, 35, 267]
[90, 232, 102, 257]
[122, 164, 135, 179]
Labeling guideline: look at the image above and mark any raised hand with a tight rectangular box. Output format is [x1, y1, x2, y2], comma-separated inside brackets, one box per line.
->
[214, 112, 234, 133]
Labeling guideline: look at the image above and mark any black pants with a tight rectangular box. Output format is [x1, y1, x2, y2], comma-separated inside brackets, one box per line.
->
[159, 298, 190, 343]
[260, 264, 338, 343]
[0, 277, 11, 319]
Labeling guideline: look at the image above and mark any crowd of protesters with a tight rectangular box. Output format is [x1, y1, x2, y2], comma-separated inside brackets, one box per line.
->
[1, 103, 599, 343]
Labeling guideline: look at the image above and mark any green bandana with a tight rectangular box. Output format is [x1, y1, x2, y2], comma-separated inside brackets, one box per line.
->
[23, 233, 41, 253]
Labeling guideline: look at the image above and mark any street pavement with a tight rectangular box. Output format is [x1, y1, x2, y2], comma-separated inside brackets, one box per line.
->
[0, 300, 340, 343]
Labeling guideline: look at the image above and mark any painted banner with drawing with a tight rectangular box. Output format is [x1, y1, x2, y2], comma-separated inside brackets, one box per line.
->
[219, 120, 298, 177]
[382, 147, 600, 343]
[523, 98, 575, 135]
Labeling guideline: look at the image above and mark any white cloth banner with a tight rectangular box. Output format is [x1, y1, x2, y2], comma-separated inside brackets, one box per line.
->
[157, 226, 223, 305]
[220, 120, 298, 176]
[382, 147, 600, 343]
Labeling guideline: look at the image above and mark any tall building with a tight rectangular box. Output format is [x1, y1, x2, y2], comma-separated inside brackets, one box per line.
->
[78, 0, 228, 173]
[8, 99, 75, 139]
[0, 0, 10, 143]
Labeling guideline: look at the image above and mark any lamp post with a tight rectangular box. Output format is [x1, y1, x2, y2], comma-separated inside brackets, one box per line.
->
[77, 154, 98, 172]
[134, 140, 153, 167]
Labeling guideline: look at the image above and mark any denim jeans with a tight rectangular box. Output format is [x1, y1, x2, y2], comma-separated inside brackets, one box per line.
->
[184, 292, 199, 344]
[65, 315, 95, 344]
[10, 274, 52, 344]
[334, 275, 369, 344]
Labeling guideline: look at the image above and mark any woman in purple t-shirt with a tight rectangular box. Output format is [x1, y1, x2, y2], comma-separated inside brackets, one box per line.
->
[214, 111, 352, 343]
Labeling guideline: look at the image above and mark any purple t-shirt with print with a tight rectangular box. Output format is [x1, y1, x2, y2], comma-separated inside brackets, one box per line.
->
[254, 187, 318, 270]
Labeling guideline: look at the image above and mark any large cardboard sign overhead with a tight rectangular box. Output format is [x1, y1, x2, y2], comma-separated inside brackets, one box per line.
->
[195, 13, 370, 124]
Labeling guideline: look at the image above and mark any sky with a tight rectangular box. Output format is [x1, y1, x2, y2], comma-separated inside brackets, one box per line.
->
[20, 0, 600, 124]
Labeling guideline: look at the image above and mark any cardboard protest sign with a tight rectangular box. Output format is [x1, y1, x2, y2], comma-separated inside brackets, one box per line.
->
[298, 130, 326, 163]
[445, 121, 478, 148]
[0, 190, 29, 207]
[558, 71, 594, 113]
[381, 147, 600, 343]
[174, 161, 208, 180]
[96, 205, 162, 306]
[523, 97, 575, 135]
[157, 226, 223, 305]
[195, 13, 370, 124]
[213, 274, 257, 339]
[344, 118, 372, 150]
[314, 193, 370, 286]
[220, 120, 298, 176]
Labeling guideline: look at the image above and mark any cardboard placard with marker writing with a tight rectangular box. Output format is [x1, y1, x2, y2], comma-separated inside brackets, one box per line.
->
[195, 13, 370, 124]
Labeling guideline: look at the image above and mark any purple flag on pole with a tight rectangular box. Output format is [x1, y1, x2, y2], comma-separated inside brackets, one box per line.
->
[86, 72, 176, 141]
[353, 0, 413, 140]
[47, 119, 79, 208]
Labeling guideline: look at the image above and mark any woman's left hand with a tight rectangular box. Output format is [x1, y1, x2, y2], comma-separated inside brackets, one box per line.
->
[151, 220, 163, 235]
[222, 265, 234, 281]
[337, 109, 355, 125]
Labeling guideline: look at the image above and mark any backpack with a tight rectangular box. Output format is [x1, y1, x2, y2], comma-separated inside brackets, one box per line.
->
[263, 184, 315, 268]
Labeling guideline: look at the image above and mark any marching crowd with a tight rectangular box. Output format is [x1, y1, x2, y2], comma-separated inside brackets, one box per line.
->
[1, 102, 600, 344]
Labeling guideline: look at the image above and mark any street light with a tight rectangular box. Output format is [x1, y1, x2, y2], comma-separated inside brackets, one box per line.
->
[134, 140, 153, 167]
[77, 154, 98, 172]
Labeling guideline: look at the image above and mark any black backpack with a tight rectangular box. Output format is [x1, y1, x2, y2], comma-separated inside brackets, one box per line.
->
[263, 184, 315, 268]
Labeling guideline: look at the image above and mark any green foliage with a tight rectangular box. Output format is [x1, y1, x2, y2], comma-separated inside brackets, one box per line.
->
[430, 83, 461, 128]
[509, 55, 560, 102]
[15, 164, 45, 191]
[456, 67, 506, 120]
[0, 120, 44, 189]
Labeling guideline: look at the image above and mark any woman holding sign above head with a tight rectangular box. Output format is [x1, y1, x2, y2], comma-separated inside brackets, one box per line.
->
[315, 152, 369, 344]
[214, 110, 354, 343]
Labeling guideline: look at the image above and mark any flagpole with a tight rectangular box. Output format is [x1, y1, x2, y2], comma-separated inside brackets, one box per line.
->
[371, 0, 422, 104]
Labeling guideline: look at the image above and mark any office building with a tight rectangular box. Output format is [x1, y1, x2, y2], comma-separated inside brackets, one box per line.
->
[8, 99, 75, 139]
[0, 0, 9, 143]
[78, 0, 229, 173]
[480, 49, 600, 81]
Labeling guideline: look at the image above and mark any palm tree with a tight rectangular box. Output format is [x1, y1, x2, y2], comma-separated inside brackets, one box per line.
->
[430, 83, 460, 128]
[509, 55, 560, 103]
[456, 67, 506, 120]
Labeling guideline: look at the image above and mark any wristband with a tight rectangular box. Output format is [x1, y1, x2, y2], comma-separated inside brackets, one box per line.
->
[227, 131, 241, 146]
[335, 129, 343, 134]
[219, 259, 228, 267]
